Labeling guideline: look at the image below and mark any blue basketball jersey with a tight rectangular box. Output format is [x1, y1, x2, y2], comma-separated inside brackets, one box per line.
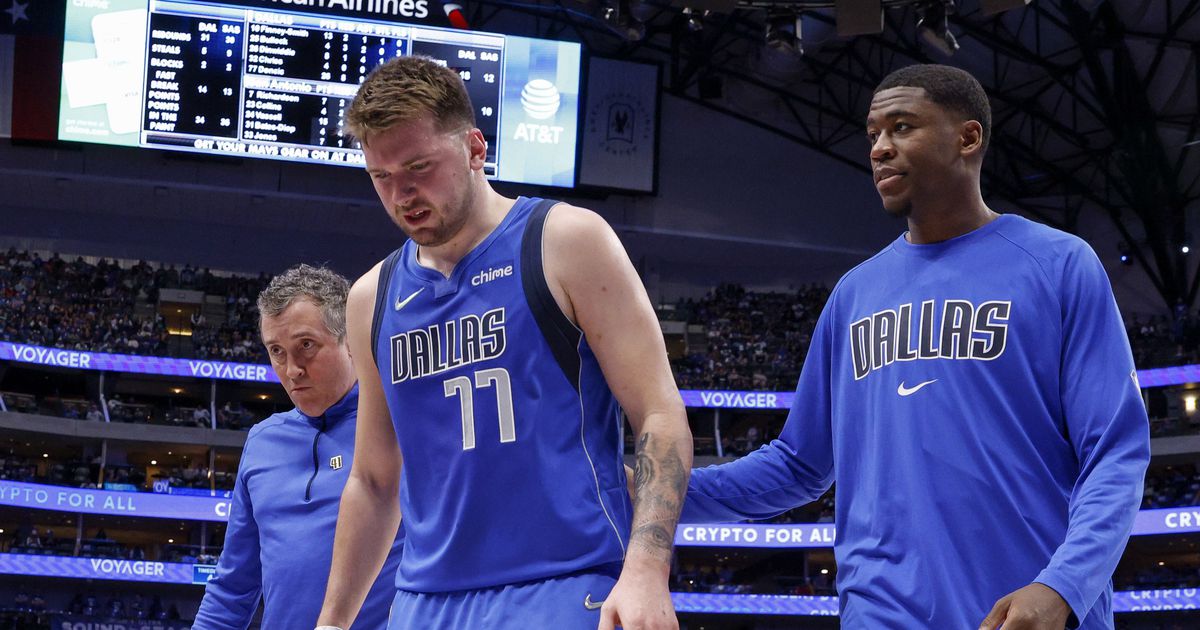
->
[371, 197, 631, 593]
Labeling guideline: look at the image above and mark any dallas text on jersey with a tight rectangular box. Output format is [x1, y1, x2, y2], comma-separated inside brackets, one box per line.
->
[389, 308, 507, 383]
[849, 299, 1011, 380]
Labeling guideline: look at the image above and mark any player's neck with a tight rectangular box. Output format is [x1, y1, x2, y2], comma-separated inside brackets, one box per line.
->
[905, 188, 995, 245]
[417, 186, 515, 277]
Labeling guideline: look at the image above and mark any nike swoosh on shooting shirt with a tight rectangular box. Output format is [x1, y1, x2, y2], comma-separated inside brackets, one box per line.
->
[897, 379, 938, 396]
[394, 288, 424, 311]
[583, 594, 605, 610]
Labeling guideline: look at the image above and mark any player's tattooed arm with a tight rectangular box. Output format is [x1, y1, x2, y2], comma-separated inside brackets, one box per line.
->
[541, 204, 690, 628]
[630, 432, 690, 561]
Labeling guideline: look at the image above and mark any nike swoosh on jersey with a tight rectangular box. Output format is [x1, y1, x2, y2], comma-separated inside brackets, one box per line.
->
[394, 288, 424, 311]
[897, 379, 938, 396]
[583, 594, 605, 610]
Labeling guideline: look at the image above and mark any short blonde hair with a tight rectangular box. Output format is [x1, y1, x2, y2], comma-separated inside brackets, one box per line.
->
[345, 56, 476, 145]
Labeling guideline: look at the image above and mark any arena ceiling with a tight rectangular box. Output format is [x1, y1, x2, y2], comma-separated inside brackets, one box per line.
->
[469, 0, 1200, 308]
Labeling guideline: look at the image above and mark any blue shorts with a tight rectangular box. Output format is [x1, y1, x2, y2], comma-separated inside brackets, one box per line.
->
[387, 564, 620, 629]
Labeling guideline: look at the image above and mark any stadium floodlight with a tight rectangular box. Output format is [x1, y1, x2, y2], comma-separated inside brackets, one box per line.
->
[765, 8, 802, 55]
[603, 0, 648, 41]
[834, 0, 883, 37]
[916, 0, 958, 56]
[1118, 242, 1134, 266]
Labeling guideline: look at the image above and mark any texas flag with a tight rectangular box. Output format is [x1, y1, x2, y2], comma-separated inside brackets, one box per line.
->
[1, 0, 66, 140]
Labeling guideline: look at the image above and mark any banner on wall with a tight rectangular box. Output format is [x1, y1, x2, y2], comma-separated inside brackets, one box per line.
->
[2, 477, 1198, 542]
[0, 0, 66, 140]
[0, 480, 230, 522]
[675, 523, 836, 548]
[579, 57, 659, 193]
[5, 552, 1198, 616]
[1, 341, 1194, 398]
[0, 553, 190, 583]
[0, 341, 278, 383]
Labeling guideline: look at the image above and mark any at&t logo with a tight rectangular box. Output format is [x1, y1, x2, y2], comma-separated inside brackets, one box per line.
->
[516, 79, 566, 145]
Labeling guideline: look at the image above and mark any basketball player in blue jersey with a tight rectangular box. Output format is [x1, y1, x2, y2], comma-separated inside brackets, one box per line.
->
[680, 65, 1150, 630]
[314, 56, 692, 630]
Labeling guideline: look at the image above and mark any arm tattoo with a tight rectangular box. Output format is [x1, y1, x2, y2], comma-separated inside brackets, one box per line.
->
[634, 432, 655, 492]
[629, 431, 689, 561]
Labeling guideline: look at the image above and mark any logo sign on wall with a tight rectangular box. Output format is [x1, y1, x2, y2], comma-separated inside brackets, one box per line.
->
[520, 79, 561, 119]
[675, 524, 836, 548]
[579, 57, 659, 193]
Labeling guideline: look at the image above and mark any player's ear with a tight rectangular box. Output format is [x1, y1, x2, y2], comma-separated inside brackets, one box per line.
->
[960, 120, 984, 159]
[466, 128, 488, 170]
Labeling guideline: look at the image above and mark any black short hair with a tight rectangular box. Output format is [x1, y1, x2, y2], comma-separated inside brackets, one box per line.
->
[875, 64, 991, 152]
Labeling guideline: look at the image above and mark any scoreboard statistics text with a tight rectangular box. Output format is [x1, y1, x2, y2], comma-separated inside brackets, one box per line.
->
[59, 0, 581, 186]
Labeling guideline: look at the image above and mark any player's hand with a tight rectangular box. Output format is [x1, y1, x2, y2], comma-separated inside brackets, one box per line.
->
[597, 561, 677, 630]
[978, 583, 1071, 630]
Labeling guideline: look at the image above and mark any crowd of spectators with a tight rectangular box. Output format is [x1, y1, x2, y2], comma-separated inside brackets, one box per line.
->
[0, 249, 270, 363]
[162, 544, 220, 565]
[0, 454, 98, 488]
[1142, 464, 1200, 509]
[1118, 562, 1200, 591]
[669, 286, 1200, 393]
[2, 590, 186, 625]
[670, 562, 837, 597]
[62, 592, 183, 621]
[3, 526, 140, 560]
[4, 521, 225, 567]
[1126, 309, 1200, 368]
[0, 385, 268, 434]
[191, 280, 271, 364]
[216, 400, 258, 431]
[156, 462, 236, 493]
[0, 451, 234, 493]
[0, 387, 259, 432]
[691, 459, 1200, 524]
[0, 251, 169, 356]
[8, 247, 1200, 386]
[0, 393, 93, 420]
[671, 283, 829, 391]
[759, 488, 836, 525]
[18, 250, 1200, 623]
[6, 248, 1200, 392]
[716, 459, 1200, 525]
[671, 562, 755, 594]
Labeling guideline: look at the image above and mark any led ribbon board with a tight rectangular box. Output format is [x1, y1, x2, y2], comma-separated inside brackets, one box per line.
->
[5, 479, 1197, 540]
[0, 341, 279, 382]
[1, 342, 1190, 396]
[0, 480, 230, 522]
[668, 591, 1200, 615]
[674, 509, 1200, 549]
[675, 523, 836, 548]
[0, 553, 216, 584]
[0, 555, 1191, 617]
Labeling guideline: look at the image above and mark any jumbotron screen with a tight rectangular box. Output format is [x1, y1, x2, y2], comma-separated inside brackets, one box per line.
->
[57, 0, 582, 187]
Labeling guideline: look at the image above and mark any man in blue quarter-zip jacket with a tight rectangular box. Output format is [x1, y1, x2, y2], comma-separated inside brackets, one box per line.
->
[682, 65, 1150, 630]
[193, 265, 403, 630]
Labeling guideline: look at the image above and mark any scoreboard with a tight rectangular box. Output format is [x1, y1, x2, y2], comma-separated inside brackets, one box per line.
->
[59, 0, 582, 187]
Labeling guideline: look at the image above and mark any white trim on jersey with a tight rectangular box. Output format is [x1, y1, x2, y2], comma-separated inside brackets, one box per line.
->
[575, 337, 628, 555]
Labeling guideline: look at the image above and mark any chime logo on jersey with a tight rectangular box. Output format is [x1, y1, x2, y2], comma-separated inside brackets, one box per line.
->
[389, 308, 507, 383]
[849, 299, 1011, 380]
